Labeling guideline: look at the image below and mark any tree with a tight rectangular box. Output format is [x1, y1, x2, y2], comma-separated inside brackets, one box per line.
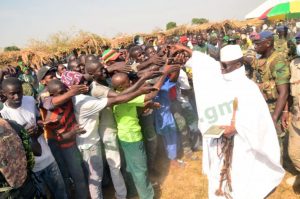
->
[166, 22, 177, 30]
[4, 46, 20, 52]
[191, 18, 209, 25]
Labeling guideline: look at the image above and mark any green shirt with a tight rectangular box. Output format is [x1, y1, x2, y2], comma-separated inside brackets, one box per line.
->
[113, 95, 145, 142]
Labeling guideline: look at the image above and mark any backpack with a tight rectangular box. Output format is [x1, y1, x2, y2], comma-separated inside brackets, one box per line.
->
[0, 119, 27, 189]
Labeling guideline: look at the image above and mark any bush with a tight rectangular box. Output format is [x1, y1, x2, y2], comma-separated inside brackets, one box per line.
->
[4, 46, 20, 52]
[166, 22, 177, 30]
[192, 18, 209, 25]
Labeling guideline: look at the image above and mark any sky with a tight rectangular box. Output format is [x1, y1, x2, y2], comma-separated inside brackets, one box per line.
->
[0, 0, 263, 48]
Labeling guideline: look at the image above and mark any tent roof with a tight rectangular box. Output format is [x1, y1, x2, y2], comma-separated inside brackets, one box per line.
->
[245, 0, 288, 19]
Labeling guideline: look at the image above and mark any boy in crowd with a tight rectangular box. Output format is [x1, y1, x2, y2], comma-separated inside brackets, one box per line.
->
[37, 66, 89, 199]
[0, 77, 67, 199]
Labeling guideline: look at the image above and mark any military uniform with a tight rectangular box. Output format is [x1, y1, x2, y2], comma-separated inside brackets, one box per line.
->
[250, 50, 290, 164]
[288, 57, 300, 172]
[0, 120, 36, 199]
[274, 36, 289, 55]
[251, 51, 290, 114]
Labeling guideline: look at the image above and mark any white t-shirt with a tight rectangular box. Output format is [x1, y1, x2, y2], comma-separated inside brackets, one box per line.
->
[176, 69, 191, 103]
[0, 96, 55, 172]
[73, 94, 108, 150]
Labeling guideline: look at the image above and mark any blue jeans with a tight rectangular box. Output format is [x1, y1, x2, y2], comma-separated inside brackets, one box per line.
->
[35, 161, 68, 199]
[48, 139, 72, 197]
[48, 140, 89, 199]
[61, 144, 89, 199]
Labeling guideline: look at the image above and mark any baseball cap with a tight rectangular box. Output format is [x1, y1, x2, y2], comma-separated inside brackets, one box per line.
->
[37, 66, 56, 82]
[180, 36, 188, 43]
[276, 25, 288, 32]
[253, 31, 274, 42]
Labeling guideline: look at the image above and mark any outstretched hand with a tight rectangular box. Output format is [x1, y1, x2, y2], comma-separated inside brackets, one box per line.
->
[148, 54, 165, 66]
[141, 70, 163, 80]
[69, 84, 89, 96]
[109, 62, 132, 73]
[139, 84, 158, 94]
[164, 64, 181, 75]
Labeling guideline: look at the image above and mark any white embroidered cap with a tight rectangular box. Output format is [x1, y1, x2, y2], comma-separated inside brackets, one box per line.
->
[220, 45, 243, 62]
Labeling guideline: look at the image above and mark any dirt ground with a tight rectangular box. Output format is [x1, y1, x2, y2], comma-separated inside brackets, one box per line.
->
[104, 150, 300, 199]
[156, 151, 300, 199]
[103, 111, 299, 199]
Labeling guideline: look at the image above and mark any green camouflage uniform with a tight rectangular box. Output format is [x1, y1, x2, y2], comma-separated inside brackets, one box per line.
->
[0, 121, 36, 198]
[274, 36, 289, 55]
[251, 50, 291, 163]
[251, 51, 290, 113]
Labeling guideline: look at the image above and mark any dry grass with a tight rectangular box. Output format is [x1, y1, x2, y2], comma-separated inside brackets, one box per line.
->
[0, 19, 263, 68]
[104, 150, 300, 199]
[0, 31, 110, 69]
[155, 151, 300, 199]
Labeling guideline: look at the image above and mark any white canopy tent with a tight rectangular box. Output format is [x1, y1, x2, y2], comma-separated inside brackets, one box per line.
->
[245, 0, 288, 19]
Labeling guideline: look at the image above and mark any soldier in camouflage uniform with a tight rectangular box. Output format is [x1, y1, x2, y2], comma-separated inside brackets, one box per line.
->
[286, 33, 300, 186]
[274, 26, 289, 56]
[250, 31, 290, 154]
[251, 31, 290, 122]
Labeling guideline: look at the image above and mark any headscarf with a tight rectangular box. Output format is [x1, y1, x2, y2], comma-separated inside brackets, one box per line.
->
[61, 71, 83, 88]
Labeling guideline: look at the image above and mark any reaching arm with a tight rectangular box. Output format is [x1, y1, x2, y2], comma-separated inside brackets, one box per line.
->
[137, 55, 165, 71]
[106, 85, 156, 107]
[107, 70, 163, 98]
[144, 74, 167, 101]
[136, 60, 152, 71]
[170, 44, 193, 57]
[51, 85, 89, 108]
[145, 65, 180, 101]
[106, 62, 132, 73]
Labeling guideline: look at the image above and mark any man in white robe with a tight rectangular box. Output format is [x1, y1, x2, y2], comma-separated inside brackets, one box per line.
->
[181, 44, 285, 199]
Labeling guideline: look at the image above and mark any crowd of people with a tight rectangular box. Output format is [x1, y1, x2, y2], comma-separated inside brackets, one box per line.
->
[0, 20, 300, 199]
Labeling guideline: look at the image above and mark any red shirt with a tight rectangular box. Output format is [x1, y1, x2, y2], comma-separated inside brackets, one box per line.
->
[45, 100, 77, 148]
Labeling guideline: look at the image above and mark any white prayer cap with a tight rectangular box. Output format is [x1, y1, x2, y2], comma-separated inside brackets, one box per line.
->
[220, 45, 243, 62]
